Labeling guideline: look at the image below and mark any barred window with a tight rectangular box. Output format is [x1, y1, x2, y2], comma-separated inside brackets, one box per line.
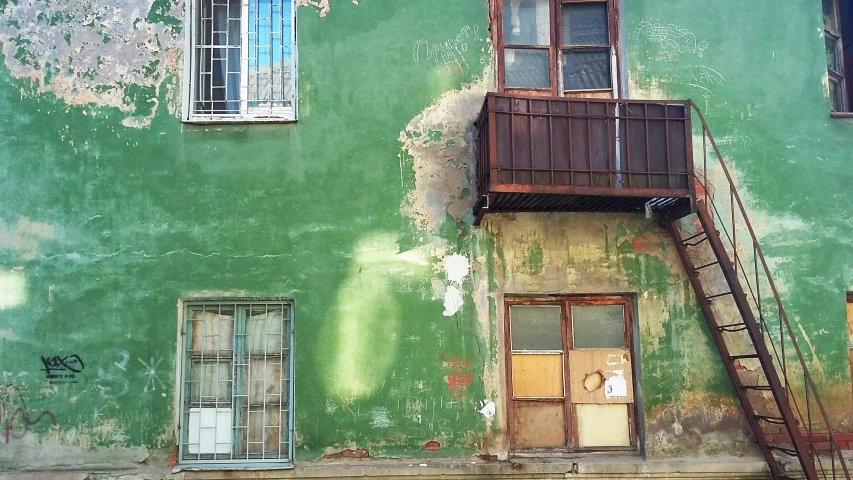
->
[182, 0, 297, 122]
[178, 299, 294, 467]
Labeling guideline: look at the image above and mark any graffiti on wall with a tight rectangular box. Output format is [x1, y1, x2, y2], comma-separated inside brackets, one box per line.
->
[632, 19, 709, 62]
[96, 350, 167, 399]
[441, 355, 473, 399]
[413, 25, 481, 75]
[40, 354, 84, 384]
[0, 384, 56, 444]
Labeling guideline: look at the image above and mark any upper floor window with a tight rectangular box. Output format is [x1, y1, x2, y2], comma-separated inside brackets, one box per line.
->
[823, 0, 852, 112]
[497, 0, 619, 97]
[182, 0, 297, 123]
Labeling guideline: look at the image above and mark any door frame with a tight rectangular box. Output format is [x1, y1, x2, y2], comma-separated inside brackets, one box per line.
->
[504, 294, 639, 452]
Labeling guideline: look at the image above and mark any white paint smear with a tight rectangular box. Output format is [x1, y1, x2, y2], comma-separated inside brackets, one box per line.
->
[478, 400, 496, 420]
[443, 254, 470, 284]
[443, 285, 464, 316]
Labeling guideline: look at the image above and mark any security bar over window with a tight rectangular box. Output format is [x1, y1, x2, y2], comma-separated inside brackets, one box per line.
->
[184, 0, 296, 122]
[179, 299, 294, 466]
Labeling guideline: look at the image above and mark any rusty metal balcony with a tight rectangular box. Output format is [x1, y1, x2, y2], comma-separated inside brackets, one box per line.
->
[473, 93, 696, 225]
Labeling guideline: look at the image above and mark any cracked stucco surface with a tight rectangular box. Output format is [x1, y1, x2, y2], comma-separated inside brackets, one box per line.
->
[0, 0, 183, 127]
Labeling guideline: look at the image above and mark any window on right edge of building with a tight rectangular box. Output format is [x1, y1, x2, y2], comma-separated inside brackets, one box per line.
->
[499, 0, 619, 97]
[823, 0, 852, 112]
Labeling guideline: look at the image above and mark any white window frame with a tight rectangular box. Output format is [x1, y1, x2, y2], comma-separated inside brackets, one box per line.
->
[181, 0, 298, 123]
[174, 297, 296, 471]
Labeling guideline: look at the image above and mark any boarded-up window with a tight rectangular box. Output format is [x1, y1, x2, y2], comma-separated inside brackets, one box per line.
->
[180, 299, 294, 466]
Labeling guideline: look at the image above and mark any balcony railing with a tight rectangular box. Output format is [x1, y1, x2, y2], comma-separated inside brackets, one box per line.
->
[473, 93, 696, 224]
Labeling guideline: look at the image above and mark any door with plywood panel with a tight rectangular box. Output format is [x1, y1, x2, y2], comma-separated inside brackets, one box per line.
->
[506, 297, 637, 451]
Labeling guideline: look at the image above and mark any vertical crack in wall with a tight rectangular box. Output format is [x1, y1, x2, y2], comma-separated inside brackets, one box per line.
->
[0, 0, 183, 127]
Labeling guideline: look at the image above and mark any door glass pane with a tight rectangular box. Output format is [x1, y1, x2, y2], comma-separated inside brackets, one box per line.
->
[510, 305, 562, 350]
[826, 35, 842, 72]
[563, 49, 611, 90]
[823, 0, 839, 32]
[503, 0, 550, 45]
[505, 48, 551, 89]
[562, 3, 609, 46]
[571, 305, 625, 348]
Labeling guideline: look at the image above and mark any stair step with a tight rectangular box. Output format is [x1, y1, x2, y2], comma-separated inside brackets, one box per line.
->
[693, 260, 720, 271]
[705, 291, 733, 300]
[716, 322, 748, 332]
[729, 354, 760, 361]
[754, 415, 786, 425]
[680, 231, 708, 246]
[768, 445, 798, 456]
[741, 385, 773, 391]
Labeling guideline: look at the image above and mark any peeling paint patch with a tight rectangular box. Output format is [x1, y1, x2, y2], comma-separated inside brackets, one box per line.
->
[0, 328, 19, 341]
[0, 217, 53, 259]
[0, 0, 183, 127]
[399, 65, 494, 233]
[298, 0, 359, 17]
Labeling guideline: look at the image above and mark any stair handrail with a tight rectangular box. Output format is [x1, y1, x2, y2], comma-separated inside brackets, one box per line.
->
[687, 100, 850, 479]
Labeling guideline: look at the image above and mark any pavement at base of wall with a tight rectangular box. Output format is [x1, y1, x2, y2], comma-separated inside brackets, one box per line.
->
[3, 454, 853, 480]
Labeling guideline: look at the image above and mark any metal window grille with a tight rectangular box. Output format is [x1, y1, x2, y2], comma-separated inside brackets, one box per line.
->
[179, 299, 294, 465]
[187, 0, 296, 121]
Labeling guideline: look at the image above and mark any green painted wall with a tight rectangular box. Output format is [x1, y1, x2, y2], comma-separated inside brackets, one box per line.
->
[0, 0, 851, 472]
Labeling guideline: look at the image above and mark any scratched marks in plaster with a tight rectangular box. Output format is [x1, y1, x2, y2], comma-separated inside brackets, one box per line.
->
[632, 19, 709, 62]
[0, 0, 182, 128]
[413, 25, 481, 76]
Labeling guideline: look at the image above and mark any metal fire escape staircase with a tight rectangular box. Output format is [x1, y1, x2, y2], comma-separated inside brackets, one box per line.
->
[663, 103, 851, 480]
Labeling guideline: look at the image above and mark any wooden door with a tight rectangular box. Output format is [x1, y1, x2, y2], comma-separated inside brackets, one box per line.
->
[506, 297, 637, 451]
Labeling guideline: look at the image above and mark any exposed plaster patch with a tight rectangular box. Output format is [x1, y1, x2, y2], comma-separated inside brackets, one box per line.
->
[0, 328, 19, 341]
[0, 217, 53, 259]
[298, 0, 359, 17]
[0, 0, 183, 128]
[399, 65, 494, 234]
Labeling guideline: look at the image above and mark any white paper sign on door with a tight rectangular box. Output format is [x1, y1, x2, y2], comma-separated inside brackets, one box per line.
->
[604, 370, 628, 399]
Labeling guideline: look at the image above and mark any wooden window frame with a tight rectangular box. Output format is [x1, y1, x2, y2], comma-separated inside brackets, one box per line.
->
[504, 295, 639, 452]
[824, 0, 849, 113]
[494, 0, 621, 98]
